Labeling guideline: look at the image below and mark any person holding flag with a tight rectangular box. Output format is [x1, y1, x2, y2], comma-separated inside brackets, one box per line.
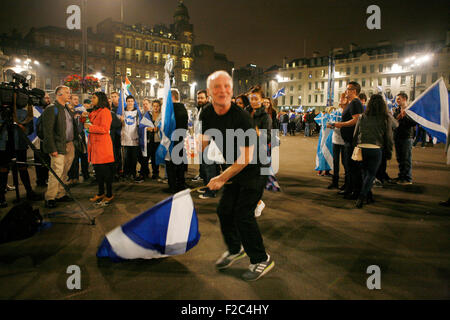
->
[314, 108, 333, 176]
[136, 98, 157, 183]
[120, 95, 141, 182]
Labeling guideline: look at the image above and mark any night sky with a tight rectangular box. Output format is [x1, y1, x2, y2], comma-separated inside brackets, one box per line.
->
[0, 0, 448, 68]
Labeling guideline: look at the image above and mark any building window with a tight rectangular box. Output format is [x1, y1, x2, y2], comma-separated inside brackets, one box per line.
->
[60, 61, 66, 69]
[314, 95, 318, 103]
[378, 78, 382, 86]
[370, 65, 374, 73]
[162, 44, 168, 53]
[433, 60, 438, 67]
[136, 40, 141, 50]
[44, 38, 50, 46]
[145, 41, 150, 51]
[135, 53, 140, 62]
[116, 50, 120, 59]
[378, 64, 383, 73]
[60, 41, 65, 49]
[346, 67, 351, 75]
[387, 76, 391, 85]
[315, 82, 318, 89]
[101, 66, 106, 73]
[88, 45, 93, 53]
[431, 72, 438, 82]
[339, 80, 343, 88]
[362, 66, 367, 74]
[126, 68, 131, 76]
[74, 63, 80, 71]
[45, 78, 51, 90]
[421, 74, 427, 84]
[290, 86, 294, 92]
[321, 81, 325, 89]
[88, 64, 94, 73]
[401, 75, 406, 85]
[298, 84, 302, 91]
[115, 37, 122, 45]
[153, 43, 160, 52]
[145, 54, 150, 63]
[298, 72, 302, 79]
[290, 96, 293, 105]
[154, 55, 159, 64]
[145, 72, 150, 79]
[308, 95, 311, 103]
[320, 94, 324, 103]
[74, 43, 80, 51]
[290, 74, 294, 80]
[321, 70, 325, 77]
[101, 47, 106, 55]
[362, 79, 366, 87]
[354, 66, 359, 74]
[182, 74, 188, 82]
[154, 71, 159, 79]
[282, 96, 285, 105]
[126, 38, 132, 48]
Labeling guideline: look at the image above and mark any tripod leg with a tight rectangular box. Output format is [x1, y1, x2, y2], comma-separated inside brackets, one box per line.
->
[11, 160, 20, 203]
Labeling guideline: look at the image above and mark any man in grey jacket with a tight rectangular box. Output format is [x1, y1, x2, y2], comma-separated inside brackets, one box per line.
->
[42, 85, 76, 208]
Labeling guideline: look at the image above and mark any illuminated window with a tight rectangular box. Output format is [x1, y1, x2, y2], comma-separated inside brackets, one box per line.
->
[126, 68, 131, 76]
[182, 74, 188, 82]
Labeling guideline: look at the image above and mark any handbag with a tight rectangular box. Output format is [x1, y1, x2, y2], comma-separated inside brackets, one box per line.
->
[351, 146, 363, 161]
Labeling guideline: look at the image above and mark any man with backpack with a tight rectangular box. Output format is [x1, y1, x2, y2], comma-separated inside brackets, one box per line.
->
[41, 86, 78, 208]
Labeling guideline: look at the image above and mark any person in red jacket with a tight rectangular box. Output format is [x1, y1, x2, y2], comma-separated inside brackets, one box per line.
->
[83, 92, 115, 206]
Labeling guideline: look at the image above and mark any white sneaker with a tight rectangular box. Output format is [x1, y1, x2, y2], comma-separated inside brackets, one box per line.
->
[254, 200, 265, 217]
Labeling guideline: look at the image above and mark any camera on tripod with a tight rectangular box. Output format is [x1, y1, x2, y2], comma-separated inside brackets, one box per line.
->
[0, 72, 46, 110]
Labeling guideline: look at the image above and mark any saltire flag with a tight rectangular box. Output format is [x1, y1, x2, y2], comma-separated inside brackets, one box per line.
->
[117, 80, 142, 119]
[74, 103, 87, 114]
[155, 65, 176, 165]
[406, 77, 449, 144]
[97, 189, 200, 262]
[295, 106, 304, 113]
[314, 112, 333, 171]
[138, 112, 155, 157]
[28, 105, 43, 145]
[272, 87, 286, 99]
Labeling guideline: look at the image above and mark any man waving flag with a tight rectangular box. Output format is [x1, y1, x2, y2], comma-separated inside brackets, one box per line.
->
[155, 57, 176, 165]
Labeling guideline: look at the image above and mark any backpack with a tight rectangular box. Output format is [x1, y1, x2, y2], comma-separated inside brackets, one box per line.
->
[36, 106, 58, 140]
[0, 202, 43, 244]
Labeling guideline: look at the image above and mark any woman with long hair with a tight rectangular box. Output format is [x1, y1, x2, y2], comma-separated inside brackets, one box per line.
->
[84, 91, 115, 206]
[263, 97, 279, 130]
[247, 85, 273, 217]
[235, 94, 250, 111]
[353, 94, 394, 208]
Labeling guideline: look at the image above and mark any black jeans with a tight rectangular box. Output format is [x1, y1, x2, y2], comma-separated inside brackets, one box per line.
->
[343, 142, 362, 195]
[217, 176, 268, 264]
[0, 149, 33, 200]
[138, 141, 160, 178]
[375, 149, 391, 183]
[360, 148, 382, 199]
[202, 163, 220, 197]
[34, 147, 50, 185]
[68, 149, 89, 180]
[332, 143, 345, 185]
[123, 146, 139, 178]
[165, 160, 186, 192]
[413, 126, 426, 147]
[112, 136, 122, 175]
[93, 163, 114, 197]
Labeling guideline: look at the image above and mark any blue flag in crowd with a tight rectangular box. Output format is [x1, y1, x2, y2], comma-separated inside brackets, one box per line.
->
[272, 87, 286, 99]
[28, 105, 43, 145]
[314, 112, 333, 171]
[117, 83, 142, 119]
[295, 106, 304, 113]
[406, 78, 449, 143]
[97, 189, 200, 261]
[155, 78, 176, 165]
[138, 112, 155, 157]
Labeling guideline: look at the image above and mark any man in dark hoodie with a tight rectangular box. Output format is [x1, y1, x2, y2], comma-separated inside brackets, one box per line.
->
[163, 88, 188, 193]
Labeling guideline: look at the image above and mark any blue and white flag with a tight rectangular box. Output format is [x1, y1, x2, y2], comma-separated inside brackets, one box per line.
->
[406, 78, 449, 143]
[28, 105, 43, 145]
[97, 189, 200, 261]
[138, 112, 156, 157]
[295, 106, 304, 113]
[314, 113, 333, 171]
[155, 59, 176, 165]
[117, 82, 142, 119]
[272, 87, 286, 99]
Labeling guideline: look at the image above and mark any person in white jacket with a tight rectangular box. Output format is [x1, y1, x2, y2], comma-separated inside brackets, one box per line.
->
[120, 95, 140, 181]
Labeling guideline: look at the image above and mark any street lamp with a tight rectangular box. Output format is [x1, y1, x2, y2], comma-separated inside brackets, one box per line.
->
[402, 53, 433, 101]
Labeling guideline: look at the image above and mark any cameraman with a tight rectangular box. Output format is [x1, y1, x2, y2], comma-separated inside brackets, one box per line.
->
[0, 101, 41, 208]
[34, 92, 51, 187]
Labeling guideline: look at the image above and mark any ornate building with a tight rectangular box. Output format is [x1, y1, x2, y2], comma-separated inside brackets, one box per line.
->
[0, 0, 194, 100]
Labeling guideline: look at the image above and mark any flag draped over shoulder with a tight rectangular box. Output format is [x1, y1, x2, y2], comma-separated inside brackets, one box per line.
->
[138, 112, 155, 157]
[272, 87, 286, 100]
[406, 77, 449, 143]
[155, 59, 176, 165]
[97, 189, 200, 261]
[28, 105, 43, 145]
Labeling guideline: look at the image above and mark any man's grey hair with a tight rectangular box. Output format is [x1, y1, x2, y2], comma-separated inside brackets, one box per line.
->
[171, 88, 180, 102]
[55, 85, 70, 96]
[207, 70, 233, 90]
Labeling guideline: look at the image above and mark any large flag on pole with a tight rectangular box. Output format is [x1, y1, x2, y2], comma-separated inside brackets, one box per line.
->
[97, 189, 200, 261]
[272, 87, 286, 100]
[155, 57, 176, 165]
[138, 112, 155, 157]
[405, 77, 449, 144]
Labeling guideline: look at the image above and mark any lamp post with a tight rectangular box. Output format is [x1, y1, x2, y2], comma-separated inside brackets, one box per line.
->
[402, 54, 433, 101]
[81, 0, 88, 96]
